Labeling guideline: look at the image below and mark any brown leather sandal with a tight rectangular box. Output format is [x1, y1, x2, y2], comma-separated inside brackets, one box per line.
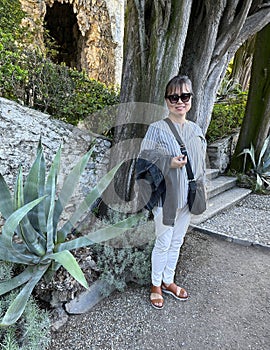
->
[161, 282, 188, 301]
[150, 285, 164, 309]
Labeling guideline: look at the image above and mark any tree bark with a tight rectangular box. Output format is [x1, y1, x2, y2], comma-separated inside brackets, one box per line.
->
[231, 23, 270, 172]
[230, 36, 256, 90]
[110, 0, 270, 205]
[180, 0, 270, 133]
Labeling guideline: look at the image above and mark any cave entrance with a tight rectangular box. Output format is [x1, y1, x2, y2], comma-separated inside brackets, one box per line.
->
[44, 2, 82, 69]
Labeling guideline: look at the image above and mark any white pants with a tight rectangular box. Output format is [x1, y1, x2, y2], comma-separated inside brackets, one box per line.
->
[151, 205, 191, 286]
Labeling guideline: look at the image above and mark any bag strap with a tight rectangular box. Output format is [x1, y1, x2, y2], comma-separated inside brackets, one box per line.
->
[164, 118, 195, 181]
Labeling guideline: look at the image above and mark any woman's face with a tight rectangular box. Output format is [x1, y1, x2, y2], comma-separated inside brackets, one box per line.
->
[165, 84, 192, 117]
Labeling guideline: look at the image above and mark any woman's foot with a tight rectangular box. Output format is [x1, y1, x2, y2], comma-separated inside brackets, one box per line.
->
[150, 285, 164, 309]
[161, 282, 188, 301]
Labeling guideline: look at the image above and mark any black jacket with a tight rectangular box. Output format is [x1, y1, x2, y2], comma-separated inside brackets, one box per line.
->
[135, 149, 178, 226]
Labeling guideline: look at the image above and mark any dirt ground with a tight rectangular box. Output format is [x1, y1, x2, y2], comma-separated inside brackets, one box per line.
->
[50, 230, 270, 350]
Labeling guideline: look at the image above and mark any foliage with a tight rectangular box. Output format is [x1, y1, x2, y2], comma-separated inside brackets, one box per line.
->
[0, 262, 51, 350]
[0, 46, 119, 126]
[0, 0, 25, 35]
[0, 0, 119, 127]
[206, 86, 248, 143]
[238, 135, 270, 192]
[90, 207, 154, 295]
[0, 141, 142, 326]
[93, 243, 153, 295]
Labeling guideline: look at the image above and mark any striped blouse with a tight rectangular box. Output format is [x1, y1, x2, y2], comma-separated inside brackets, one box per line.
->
[140, 118, 207, 209]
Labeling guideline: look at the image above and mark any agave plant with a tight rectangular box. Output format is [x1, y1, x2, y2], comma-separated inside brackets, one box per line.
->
[0, 141, 142, 326]
[239, 135, 270, 191]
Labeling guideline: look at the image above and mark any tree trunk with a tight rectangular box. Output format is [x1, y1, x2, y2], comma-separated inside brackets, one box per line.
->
[231, 23, 270, 172]
[109, 0, 270, 206]
[120, 0, 192, 104]
[180, 1, 270, 133]
[230, 36, 256, 90]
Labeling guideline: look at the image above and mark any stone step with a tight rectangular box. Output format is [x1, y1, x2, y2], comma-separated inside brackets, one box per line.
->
[190, 186, 252, 226]
[206, 168, 219, 180]
[207, 176, 237, 199]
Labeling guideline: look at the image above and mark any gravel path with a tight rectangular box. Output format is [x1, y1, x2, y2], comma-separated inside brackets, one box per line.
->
[198, 193, 270, 246]
[50, 193, 270, 350]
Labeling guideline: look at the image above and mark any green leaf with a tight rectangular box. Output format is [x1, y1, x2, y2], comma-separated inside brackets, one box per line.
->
[258, 135, 270, 168]
[1, 196, 47, 261]
[58, 213, 144, 251]
[24, 141, 46, 232]
[18, 216, 46, 257]
[14, 165, 24, 211]
[50, 250, 88, 289]
[53, 148, 93, 228]
[0, 197, 47, 264]
[45, 146, 61, 221]
[46, 167, 56, 253]
[0, 173, 13, 219]
[0, 239, 39, 265]
[0, 266, 35, 296]
[58, 161, 124, 241]
[0, 264, 48, 326]
[2, 196, 47, 239]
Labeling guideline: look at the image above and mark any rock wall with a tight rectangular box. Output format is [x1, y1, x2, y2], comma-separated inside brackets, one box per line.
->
[19, 0, 124, 85]
[207, 133, 239, 173]
[0, 97, 111, 225]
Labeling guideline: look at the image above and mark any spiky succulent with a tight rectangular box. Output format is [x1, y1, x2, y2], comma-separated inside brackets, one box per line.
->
[0, 141, 141, 326]
[239, 135, 270, 190]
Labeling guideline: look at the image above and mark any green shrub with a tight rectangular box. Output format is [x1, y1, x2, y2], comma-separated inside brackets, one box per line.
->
[0, 263, 51, 350]
[92, 243, 153, 295]
[0, 0, 25, 35]
[0, 46, 119, 126]
[90, 207, 154, 294]
[206, 92, 247, 143]
[0, 0, 119, 128]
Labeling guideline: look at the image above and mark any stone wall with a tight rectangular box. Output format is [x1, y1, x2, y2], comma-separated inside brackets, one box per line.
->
[19, 0, 124, 85]
[207, 133, 239, 173]
[0, 97, 111, 225]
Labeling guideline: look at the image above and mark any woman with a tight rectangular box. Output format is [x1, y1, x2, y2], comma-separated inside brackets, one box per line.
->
[138, 75, 206, 309]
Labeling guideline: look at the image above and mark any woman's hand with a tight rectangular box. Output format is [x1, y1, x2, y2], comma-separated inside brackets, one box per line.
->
[170, 155, 187, 168]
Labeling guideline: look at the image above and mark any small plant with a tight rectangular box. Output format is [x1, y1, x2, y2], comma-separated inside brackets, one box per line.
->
[0, 263, 50, 350]
[238, 135, 270, 191]
[207, 93, 247, 143]
[0, 141, 142, 326]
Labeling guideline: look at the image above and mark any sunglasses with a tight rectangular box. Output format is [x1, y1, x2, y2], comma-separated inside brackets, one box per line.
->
[165, 93, 192, 104]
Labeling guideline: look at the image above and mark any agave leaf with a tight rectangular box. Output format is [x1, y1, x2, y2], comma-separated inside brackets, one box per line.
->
[24, 142, 46, 232]
[0, 264, 48, 326]
[58, 161, 124, 241]
[262, 157, 270, 173]
[262, 175, 270, 186]
[258, 135, 270, 168]
[13, 166, 24, 240]
[12, 166, 45, 256]
[2, 196, 47, 239]
[0, 239, 39, 265]
[0, 266, 35, 296]
[58, 213, 144, 251]
[44, 146, 62, 221]
[18, 217, 46, 257]
[14, 165, 24, 211]
[46, 167, 56, 253]
[53, 148, 93, 229]
[50, 250, 88, 289]
[0, 197, 47, 264]
[239, 145, 256, 169]
[255, 173, 263, 191]
[0, 174, 13, 219]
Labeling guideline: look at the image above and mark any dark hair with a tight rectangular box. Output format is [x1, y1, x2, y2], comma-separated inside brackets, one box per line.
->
[165, 75, 193, 97]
